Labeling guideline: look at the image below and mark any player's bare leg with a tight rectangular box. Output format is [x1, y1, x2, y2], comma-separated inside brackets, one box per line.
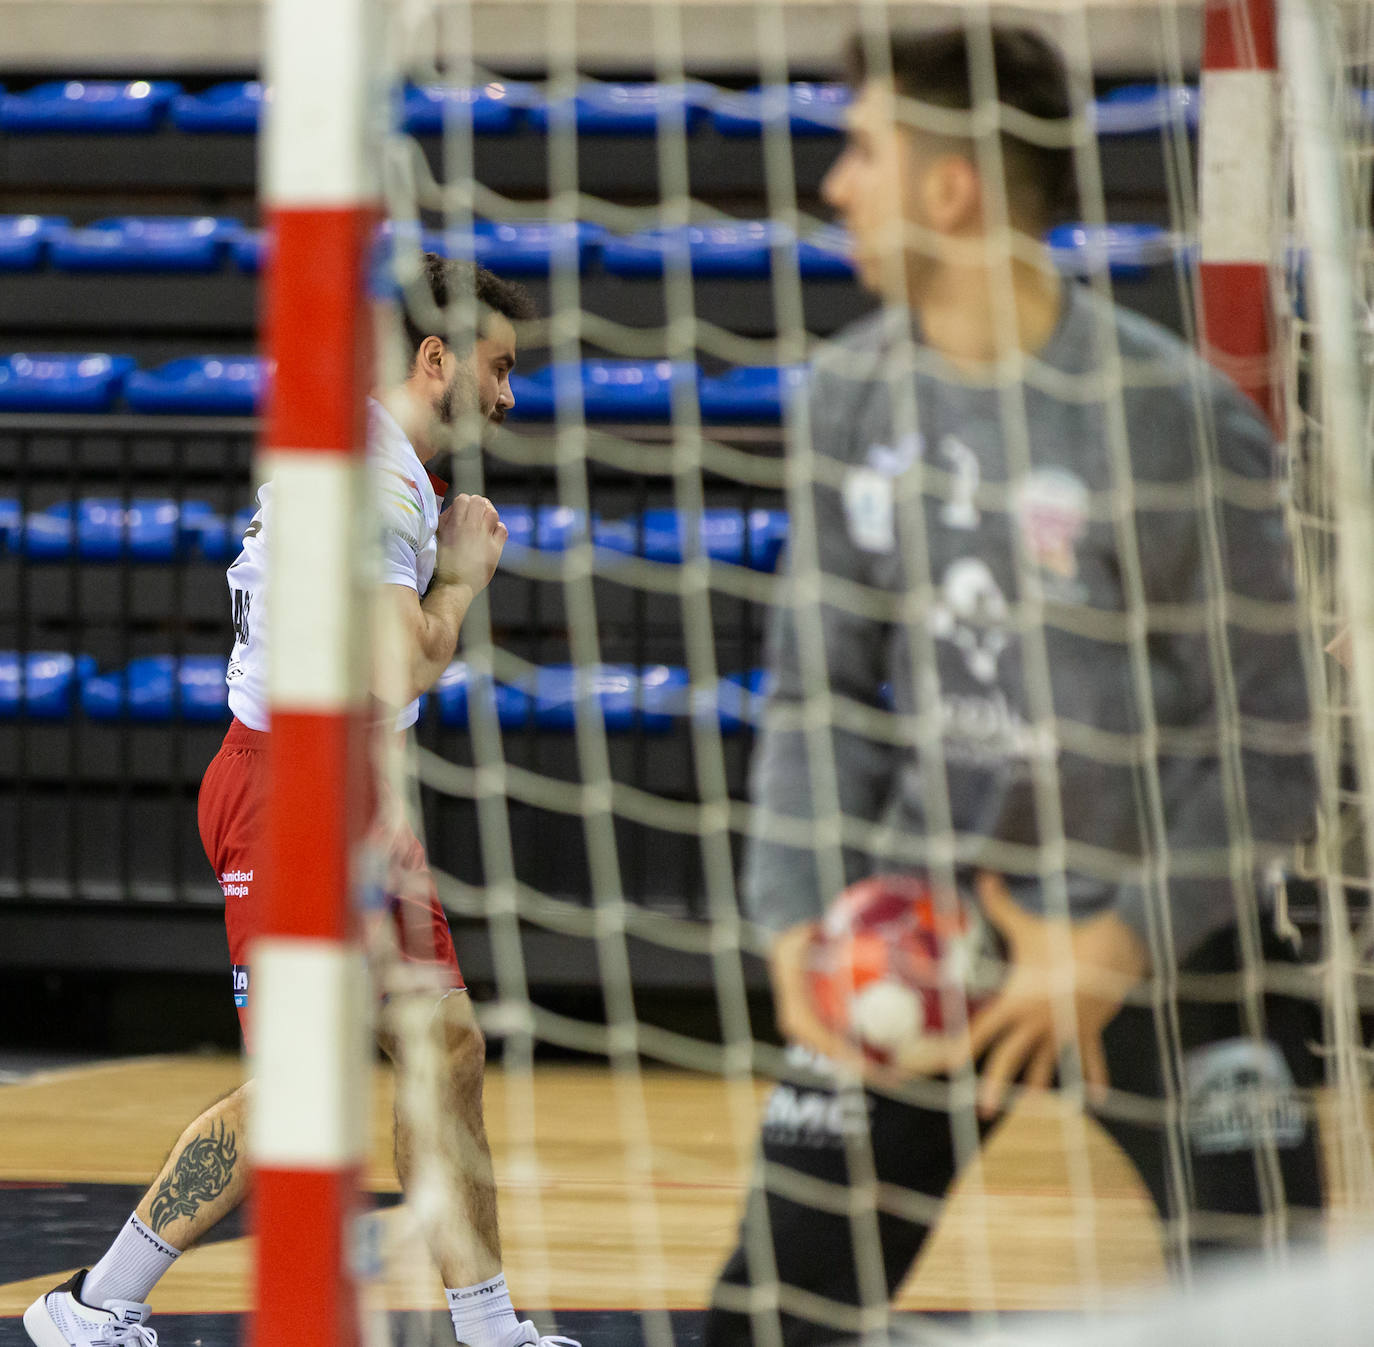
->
[382, 988, 503, 1285]
[23, 1083, 251, 1347]
[380, 987, 569, 1347]
[133, 1081, 253, 1250]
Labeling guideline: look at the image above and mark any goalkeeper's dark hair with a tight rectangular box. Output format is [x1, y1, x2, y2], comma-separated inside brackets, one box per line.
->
[402, 253, 535, 372]
[843, 25, 1077, 225]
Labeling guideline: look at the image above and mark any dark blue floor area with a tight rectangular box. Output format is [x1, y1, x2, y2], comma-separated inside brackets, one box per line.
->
[0, 1181, 403, 1286]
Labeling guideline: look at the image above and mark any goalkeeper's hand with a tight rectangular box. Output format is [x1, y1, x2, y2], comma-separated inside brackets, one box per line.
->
[434, 493, 507, 593]
[959, 871, 1149, 1119]
[769, 921, 868, 1070]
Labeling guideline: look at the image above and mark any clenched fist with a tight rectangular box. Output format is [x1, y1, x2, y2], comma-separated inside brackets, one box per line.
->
[434, 493, 507, 594]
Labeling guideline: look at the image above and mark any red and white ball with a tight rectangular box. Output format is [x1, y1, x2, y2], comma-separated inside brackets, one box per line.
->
[806, 873, 1001, 1071]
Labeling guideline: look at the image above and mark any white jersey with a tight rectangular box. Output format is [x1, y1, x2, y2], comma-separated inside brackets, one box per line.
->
[225, 398, 441, 732]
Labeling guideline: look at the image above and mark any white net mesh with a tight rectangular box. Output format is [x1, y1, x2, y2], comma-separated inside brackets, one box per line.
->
[342, 2, 1374, 1344]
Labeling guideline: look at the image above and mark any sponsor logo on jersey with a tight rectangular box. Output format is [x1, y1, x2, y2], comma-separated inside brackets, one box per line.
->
[1018, 468, 1089, 593]
[762, 1081, 874, 1148]
[760, 1044, 875, 1147]
[1185, 1038, 1307, 1154]
[937, 689, 1055, 767]
[231, 963, 250, 1009]
[843, 467, 896, 553]
[930, 557, 1010, 685]
[219, 867, 253, 899]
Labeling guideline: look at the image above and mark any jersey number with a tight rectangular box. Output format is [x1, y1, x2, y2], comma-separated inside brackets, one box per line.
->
[232, 588, 252, 646]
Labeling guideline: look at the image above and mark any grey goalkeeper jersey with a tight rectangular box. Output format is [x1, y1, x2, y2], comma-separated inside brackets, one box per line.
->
[743, 282, 1317, 961]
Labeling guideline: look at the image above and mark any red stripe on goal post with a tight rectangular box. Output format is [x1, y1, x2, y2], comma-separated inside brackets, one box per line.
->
[254, 1167, 363, 1347]
[263, 208, 378, 460]
[1199, 0, 1280, 427]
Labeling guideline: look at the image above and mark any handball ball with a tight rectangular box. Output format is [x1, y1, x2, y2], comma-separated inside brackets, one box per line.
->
[806, 873, 1000, 1068]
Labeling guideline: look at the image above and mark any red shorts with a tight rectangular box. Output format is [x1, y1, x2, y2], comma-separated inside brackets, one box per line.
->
[198, 717, 464, 1039]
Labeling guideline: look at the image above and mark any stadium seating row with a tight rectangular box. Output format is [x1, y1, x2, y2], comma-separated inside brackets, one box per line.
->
[0, 78, 1199, 137]
[0, 353, 812, 420]
[1, 651, 772, 731]
[0, 354, 259, 414]
[0, 499, 789, 569]
[17, 283, 1229, 413]
[0, 214, 1177, 281]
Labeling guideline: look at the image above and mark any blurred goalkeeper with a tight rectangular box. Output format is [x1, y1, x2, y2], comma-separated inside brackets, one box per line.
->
[706, 26, 1324, 1347]
[26, 258, 576, 1347]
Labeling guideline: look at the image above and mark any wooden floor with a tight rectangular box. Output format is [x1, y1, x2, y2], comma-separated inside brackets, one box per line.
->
[0, 1056, 1362, 1319]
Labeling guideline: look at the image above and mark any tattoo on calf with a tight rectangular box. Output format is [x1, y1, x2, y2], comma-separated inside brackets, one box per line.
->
[149, 1119, 239, 1234]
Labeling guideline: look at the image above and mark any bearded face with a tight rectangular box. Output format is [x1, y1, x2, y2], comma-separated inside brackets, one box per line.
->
[425, 314, 517, 444]
[436, 359, 480, 426]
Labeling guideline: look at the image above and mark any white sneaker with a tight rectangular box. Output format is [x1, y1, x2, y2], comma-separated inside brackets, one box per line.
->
[512, 1323, 580, 1347]
[23, 1271, 158, 1347]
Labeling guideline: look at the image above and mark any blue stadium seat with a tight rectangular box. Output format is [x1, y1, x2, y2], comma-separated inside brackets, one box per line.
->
[0, 498, 19, 552]
[711, 82, 850, 136]
[598, 507, 787, 570]
[170, 80, 266, 132]
[401, 81, 535, 134]
[1047, 223, 1176, 280]
[0, 80, 179, 133]
[503, 505, 593, 554]
[532, 664, 689, 732]
[699, 366, 808, 424]
[0, 652, 98, 719]
[232, 228, 266, 274]
[1092, 83, 1199, 135]
[715, 669, 771, 734]
[50, 216, 238, 273]
[433, 662, 534, 729]
[798, 224, 855, 278]
[185, 504, 258, 561]
[526, 82, 714, 134]
[183, 511, 228, 560]
[81, 655, 229, 722]
[742, 508, 788, 570]
[0, 353, 135, 412]
[0, 215, 66, 270]
[124, 357, 267, 414]
[508, 361, 699, 423]
[20, 508, 72, 560]
[21, 498, 208, 562]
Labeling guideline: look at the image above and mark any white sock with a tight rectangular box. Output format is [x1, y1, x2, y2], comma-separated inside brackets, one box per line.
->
[446, 1273, 525, 1347]
[82, 1214, 181, 1307]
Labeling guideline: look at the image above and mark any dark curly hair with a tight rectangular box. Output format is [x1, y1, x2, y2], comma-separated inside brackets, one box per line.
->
[401, 253, 536, 372]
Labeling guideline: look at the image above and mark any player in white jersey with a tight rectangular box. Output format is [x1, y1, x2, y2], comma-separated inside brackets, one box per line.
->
[25, 257, 577, 1347]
